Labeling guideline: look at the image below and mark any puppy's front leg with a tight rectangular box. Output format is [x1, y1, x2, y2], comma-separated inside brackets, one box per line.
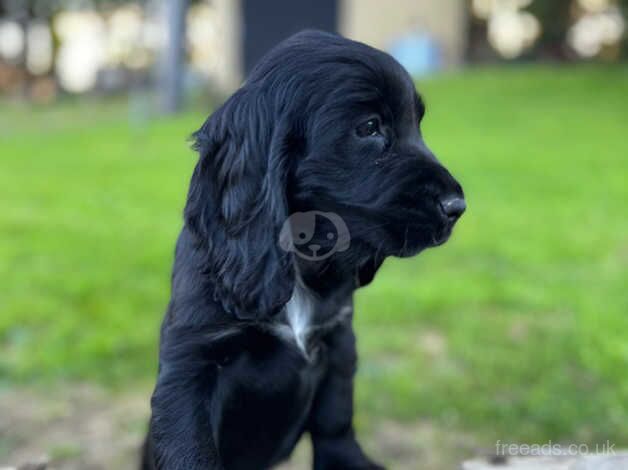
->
[146, 327, 224, 470]
[148, 374, 222, 469]
[308, 320, 385, 470]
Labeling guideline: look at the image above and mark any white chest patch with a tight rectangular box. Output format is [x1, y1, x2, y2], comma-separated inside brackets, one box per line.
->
[284, 286, 314, 355]
[273, 285, 353, 358]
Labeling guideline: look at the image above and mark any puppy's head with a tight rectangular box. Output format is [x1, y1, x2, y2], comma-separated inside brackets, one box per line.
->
[186, 31, 464, 319]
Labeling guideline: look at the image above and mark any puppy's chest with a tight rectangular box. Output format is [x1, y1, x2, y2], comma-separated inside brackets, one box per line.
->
[273, 288, 351, 357]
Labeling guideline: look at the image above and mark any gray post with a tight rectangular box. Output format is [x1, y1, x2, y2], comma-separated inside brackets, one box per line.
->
[160, 0, 188, 114]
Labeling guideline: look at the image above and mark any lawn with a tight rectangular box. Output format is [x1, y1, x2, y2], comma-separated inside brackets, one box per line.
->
[1, 66, 627, 452]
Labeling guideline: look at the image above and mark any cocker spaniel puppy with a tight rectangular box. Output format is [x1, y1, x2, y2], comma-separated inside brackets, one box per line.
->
[143, 30, 465, 470]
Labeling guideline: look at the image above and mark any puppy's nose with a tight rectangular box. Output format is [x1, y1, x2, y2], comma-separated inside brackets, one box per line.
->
[439, 195, 466, 221]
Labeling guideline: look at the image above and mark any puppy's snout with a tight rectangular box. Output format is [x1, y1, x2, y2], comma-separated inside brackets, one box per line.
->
[438, 195, 466, 221]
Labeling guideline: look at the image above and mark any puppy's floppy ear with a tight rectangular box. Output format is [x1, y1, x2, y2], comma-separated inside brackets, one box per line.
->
[185, 90, 297, 319]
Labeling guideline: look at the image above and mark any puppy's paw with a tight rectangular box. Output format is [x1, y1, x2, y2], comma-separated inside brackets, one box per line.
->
[351, 460, 385, 470]
[313, 435, 387, 470]
[317, 459, 386, 470]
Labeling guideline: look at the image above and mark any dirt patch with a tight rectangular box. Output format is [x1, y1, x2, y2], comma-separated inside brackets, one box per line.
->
[1, 385, 477, 469]
[0, 384, 149, 470]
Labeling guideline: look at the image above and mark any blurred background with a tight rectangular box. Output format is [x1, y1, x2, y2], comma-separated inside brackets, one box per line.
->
[0, 0, 626, 469]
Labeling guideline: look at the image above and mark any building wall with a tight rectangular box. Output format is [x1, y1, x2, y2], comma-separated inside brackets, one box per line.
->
[339, 0, 467, 67]
[214, 0, 466, 91]
[211, 0, 242, 92]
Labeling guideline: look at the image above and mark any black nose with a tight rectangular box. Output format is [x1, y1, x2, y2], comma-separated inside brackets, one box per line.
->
[439, 195, 466, 220]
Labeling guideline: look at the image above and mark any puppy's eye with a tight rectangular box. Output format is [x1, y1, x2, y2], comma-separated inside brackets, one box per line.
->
[356, 118, 381, 138]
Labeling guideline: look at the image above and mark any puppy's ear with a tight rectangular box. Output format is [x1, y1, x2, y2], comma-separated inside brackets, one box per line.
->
[185, 90, 297, 319]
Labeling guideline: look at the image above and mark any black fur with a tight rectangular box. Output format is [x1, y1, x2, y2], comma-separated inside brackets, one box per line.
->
[143, 30, 464, 470]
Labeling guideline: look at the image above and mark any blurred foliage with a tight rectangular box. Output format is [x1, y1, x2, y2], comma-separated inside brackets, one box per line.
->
[1, 66, 627, 447]
[469, 0, 628, 61]
[0, 0, 132, 17]
[0, 0, 202, 17]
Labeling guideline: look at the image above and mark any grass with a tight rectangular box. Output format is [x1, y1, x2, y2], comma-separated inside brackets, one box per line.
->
[1, 66, 627, 448]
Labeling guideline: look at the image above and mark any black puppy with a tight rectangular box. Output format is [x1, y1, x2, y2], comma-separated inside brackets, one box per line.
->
[143, 30, 465, 470]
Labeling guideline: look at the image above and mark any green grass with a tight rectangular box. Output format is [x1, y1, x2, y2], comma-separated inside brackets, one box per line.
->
[1, 66, 627, 447]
